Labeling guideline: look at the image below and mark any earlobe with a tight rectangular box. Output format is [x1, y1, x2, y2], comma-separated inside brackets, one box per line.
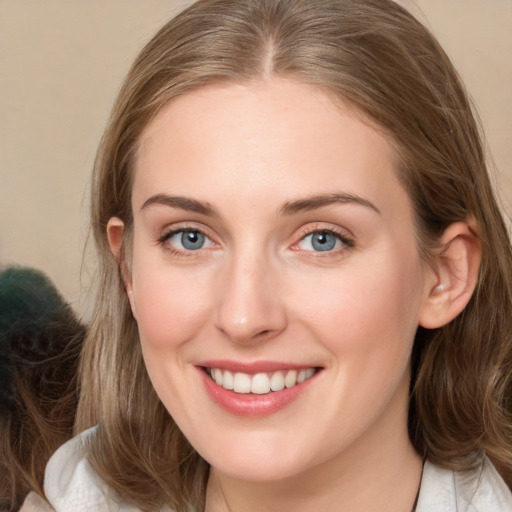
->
[419, 220, 481, 329]
[107, 217, 137, 317]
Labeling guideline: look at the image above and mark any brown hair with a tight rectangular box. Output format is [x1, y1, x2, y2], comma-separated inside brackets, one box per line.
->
[76, 1, 512, 510]
[0, 266, 83, 510]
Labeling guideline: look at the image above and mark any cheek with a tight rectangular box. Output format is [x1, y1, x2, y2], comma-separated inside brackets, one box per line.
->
[290, 251, 425, 361]
[288, 254, 424, 446]
[129, 261, 217, 412]
[130, 259, 215, 351]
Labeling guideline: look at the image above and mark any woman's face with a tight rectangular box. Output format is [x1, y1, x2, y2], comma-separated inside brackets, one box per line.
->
[120, 79, 436, 482]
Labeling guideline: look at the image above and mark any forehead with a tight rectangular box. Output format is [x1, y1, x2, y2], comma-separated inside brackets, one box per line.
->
[132, 78, 408, 219]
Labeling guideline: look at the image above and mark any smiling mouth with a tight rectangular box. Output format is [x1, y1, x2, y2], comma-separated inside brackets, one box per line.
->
[205, 367, 319, 395]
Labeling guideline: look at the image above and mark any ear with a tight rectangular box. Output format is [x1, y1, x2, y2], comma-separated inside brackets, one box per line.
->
[419, 220, 481, 329]
[107, 217, 137, 317]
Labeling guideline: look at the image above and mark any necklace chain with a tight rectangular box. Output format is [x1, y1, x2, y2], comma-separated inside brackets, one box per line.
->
[213, 462, 423, 512]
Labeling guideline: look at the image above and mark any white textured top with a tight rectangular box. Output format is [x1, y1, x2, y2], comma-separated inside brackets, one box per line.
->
[21, 427, 512, 511]
[416, 456, 512, 511]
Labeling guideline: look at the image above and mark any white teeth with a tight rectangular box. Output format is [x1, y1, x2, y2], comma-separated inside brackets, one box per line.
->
[251, 373, 270, 394]
[223, 370, 234, 390]
[296, 368, 315, 383]
[304, 368, 315, 380]
[233, 372, 252, 393]
[284, 370, 297, 388]
[270, 372, 285, 391]
[208, 367, 317, 395]
[213, 368, 223, 386]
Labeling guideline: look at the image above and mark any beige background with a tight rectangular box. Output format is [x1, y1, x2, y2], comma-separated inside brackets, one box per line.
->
[0, 1, 511, 316]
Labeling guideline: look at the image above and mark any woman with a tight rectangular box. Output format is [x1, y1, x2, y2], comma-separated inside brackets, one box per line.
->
[36, 0, 512, 510]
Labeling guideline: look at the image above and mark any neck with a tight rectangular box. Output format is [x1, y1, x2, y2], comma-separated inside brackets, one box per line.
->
[205, 378, 422, 512]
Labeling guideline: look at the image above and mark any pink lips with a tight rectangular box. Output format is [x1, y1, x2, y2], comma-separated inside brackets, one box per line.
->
[198, 359, 313, 373]
[197, 360, 321, 417]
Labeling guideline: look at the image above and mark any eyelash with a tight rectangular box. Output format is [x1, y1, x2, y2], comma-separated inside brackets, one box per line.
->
[157, 225, 355, 257]
[291, 226, 355, 256]
[157, 226, 216, 257]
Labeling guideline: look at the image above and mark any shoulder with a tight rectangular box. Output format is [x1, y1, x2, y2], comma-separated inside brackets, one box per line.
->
[20, 492, 54, 512]
[43, 427, 141, 512]
[416, 456, 512, 512]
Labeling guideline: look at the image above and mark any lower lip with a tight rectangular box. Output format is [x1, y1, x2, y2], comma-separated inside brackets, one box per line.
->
[199, 368, 320, 417]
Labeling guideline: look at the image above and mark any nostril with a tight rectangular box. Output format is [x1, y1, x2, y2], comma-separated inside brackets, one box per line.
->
[254, 329, 277, 340]
[214, 291, 288, 343]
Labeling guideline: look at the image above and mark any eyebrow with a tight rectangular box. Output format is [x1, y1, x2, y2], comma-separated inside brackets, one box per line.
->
[140, 192, 381, 217]
[279, 193, 381, 216]
[140, 194, 217, 216]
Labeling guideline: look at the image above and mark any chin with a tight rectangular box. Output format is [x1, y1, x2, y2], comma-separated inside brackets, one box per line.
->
[194, 430, 317, 483]
[210, 455, 302, 483]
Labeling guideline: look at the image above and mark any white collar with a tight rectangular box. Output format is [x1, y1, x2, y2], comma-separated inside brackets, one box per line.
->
[43, 427, 512, 512]
[416, 457, 512, 511]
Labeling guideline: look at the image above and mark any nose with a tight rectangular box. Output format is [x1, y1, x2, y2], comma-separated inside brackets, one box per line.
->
[214, 251, 288, 345]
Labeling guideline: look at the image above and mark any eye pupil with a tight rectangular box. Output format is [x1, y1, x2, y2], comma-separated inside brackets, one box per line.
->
[312, 232, 336, 251]
[181, 231, 205, 250]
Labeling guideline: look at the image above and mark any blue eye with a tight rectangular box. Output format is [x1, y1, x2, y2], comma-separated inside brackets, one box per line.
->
[166, 230, 211, 251]
[298, 231, 343, 252]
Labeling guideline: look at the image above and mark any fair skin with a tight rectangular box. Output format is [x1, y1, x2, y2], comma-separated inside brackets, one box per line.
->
[108, 78, 480, 511]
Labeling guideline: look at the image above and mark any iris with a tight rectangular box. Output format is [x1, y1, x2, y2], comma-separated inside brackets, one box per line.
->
[180, 230, 205, 250]
[310, 232, 337, 251]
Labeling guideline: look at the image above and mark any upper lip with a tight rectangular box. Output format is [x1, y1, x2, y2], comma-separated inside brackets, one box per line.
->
[197, 360, 321, 374]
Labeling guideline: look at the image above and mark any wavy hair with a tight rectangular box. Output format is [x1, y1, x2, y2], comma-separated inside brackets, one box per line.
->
[0, 266, 83, 510]
[75, 1, 512, 510]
